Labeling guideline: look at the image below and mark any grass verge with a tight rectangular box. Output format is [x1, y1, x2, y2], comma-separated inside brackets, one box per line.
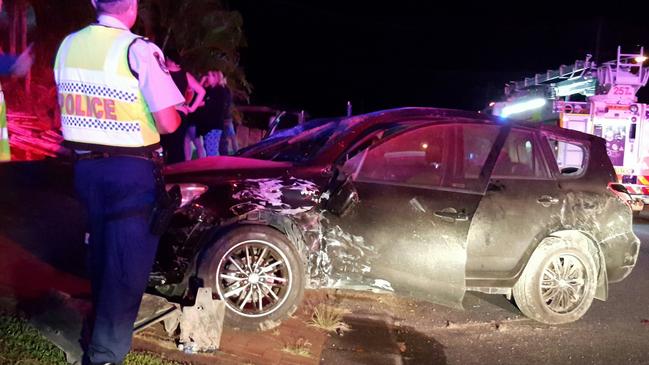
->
[0, 314, 184, 365]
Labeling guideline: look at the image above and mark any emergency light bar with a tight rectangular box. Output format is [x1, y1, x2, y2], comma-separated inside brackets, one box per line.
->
[500, 98, 546, 118]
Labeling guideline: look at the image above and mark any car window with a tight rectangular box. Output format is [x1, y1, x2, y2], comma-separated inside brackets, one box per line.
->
[455, 125, 499, 185]
[492, 129, 550, 179]
[545, 137, 587, 176]
[348, 123, 500, 192]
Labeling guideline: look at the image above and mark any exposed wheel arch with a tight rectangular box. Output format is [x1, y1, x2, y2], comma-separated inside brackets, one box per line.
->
[468, 229, 608, 308]
[549, 230, 608, 301]
[513, 235, 598, 324]
[196, 224, 306, 331]
[467, 229, 608, 300]
[191, 210, 309, 272]
[215, 210, 308, 256]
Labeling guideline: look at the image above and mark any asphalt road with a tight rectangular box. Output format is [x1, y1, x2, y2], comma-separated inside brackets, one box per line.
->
[320, 219, 649, 365]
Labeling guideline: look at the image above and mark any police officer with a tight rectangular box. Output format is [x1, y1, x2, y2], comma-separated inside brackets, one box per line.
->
[53, 0, 184, 364]
[0, 0, 33, 161]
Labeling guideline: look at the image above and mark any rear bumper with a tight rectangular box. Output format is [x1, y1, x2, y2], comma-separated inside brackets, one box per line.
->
[605, 233, 641, 283]
[608, 265, 636, 283]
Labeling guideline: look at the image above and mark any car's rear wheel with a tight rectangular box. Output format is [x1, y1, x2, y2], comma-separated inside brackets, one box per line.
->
[198, 225, 305, 331]
[513, 237, 597, 324]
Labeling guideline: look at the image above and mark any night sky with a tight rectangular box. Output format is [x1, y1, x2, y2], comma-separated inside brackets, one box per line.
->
[232, 3, 649, 118]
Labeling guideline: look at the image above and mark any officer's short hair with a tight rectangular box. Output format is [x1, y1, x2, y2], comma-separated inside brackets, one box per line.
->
[95, 0, 133, 15]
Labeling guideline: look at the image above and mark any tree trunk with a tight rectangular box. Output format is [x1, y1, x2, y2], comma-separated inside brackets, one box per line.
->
[20, 0, 30, 94]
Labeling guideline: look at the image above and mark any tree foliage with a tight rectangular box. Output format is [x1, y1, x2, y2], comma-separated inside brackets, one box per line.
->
[136, 0, 251, 100]
[1, 0, 250, 123]
[1, 0, 93, 121]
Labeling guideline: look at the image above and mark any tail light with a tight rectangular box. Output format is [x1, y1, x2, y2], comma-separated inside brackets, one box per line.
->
[607, 182, 633, 208]
[166, 183, 209, 208]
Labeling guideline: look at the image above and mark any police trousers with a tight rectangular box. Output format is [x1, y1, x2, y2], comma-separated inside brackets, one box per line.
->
[74, 156, 159, 364]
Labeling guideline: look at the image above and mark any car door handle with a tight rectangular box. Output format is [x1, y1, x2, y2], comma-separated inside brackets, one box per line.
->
[537, 195, 559, 207]
[434, 209, 469, 222]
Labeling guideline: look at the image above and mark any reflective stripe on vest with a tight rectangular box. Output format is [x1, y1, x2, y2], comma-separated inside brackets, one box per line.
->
[54, 25, 159, 150]
[0, 89, 10, 161]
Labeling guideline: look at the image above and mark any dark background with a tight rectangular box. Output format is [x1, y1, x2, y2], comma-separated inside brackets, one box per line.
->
[232, 2, 649, 118]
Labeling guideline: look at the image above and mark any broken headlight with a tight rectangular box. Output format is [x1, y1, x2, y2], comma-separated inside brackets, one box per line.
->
[166, 183, 209, 208]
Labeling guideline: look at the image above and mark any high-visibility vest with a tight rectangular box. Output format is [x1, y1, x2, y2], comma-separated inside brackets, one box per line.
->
[54, 25, 160, 153]
[0, 83, 10, 161]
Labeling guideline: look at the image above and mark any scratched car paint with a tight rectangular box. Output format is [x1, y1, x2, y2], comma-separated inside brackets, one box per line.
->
[152, 107, 639, 331]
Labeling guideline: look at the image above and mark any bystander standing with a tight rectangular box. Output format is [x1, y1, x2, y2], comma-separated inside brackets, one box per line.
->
[196, 70, 230, 156]
[219, 76, 239, 155]
[159, 50, 205, 163]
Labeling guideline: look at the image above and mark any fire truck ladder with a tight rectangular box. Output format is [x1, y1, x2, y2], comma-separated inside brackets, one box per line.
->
[505, 54, 596, 98]
[505, 47, 649, 99]
[597, 46, 649, 92]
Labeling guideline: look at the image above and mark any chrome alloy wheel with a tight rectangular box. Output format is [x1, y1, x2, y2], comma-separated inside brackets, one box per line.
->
[215, 240, 293, 318]
[539, 253, 587, 314]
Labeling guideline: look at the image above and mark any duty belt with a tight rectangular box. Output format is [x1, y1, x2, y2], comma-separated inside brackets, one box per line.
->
[75, 150, 163, 162]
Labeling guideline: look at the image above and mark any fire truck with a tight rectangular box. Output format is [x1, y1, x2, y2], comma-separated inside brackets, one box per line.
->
[491, 47, 649, 210]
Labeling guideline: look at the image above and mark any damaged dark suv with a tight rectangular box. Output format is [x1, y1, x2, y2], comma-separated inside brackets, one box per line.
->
[154, 107, 640, 330]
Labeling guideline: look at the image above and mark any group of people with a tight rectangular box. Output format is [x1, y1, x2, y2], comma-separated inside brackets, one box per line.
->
[160, 51, 238, 164]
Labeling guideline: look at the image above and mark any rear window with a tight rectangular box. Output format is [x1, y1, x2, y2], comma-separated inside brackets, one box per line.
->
[546, 137, 587, 177]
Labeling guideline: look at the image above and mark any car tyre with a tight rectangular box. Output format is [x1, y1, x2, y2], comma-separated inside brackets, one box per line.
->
[198, 225, 305, 331]
[513, 236, 597, 324]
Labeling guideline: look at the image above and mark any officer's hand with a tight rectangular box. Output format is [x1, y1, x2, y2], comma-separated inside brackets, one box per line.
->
[176, 105, 189, 115]
[11, 44, 33, 77]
